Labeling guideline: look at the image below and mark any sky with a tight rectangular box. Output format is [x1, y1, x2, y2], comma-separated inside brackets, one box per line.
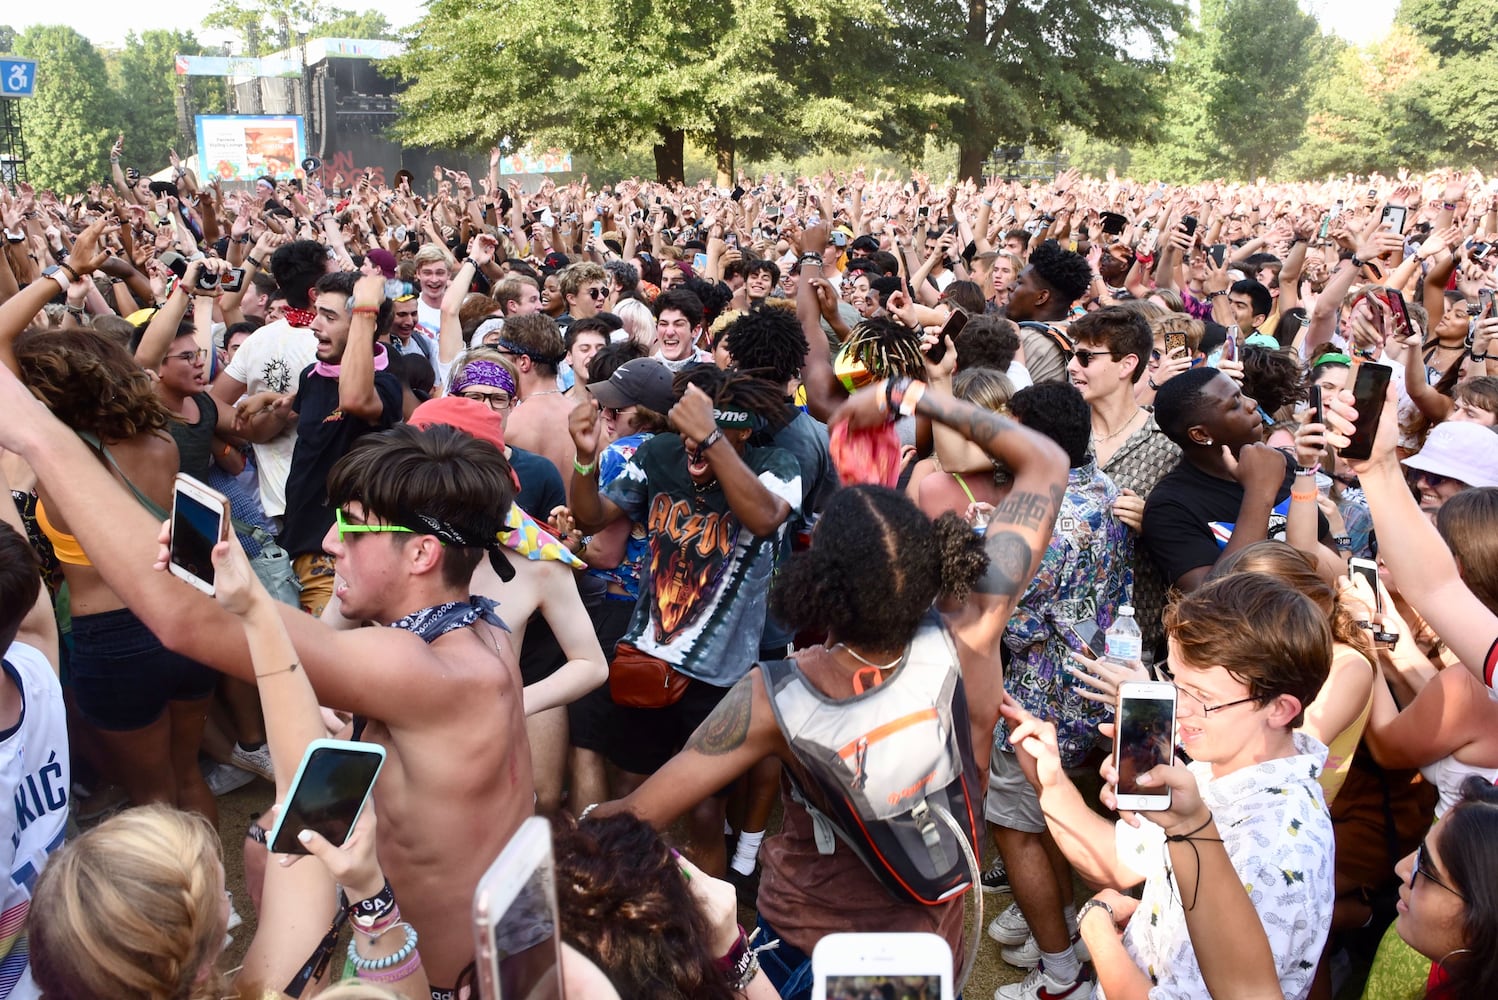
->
[9, 0, 1402, 50]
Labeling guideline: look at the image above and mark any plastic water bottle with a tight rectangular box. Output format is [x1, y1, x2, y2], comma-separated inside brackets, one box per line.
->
[1105, 606, 1142, 665]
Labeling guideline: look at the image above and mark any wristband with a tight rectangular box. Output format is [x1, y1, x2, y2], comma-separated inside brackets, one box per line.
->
[1147, 376, 1161, 391]
[1205, 290, 1225, 300]
[348, 880, 398, 931]
[351, 304, 381, 315]
[1291, 489, 1318, 503]
[697, 428, 725, 454]
[572, 457, 597, 477]
[898, 379, 927, 417]
[714, 925, 749, 973]
[246, 255, 264, 269]
[1295, 463, 1319, 476]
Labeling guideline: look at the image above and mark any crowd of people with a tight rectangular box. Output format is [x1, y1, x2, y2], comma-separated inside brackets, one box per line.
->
[0, 137, 1497, 1000]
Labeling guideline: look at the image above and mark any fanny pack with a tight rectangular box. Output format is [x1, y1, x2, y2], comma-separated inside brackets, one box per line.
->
[609, 641, 689, 708]
[79, 432, 301, 607]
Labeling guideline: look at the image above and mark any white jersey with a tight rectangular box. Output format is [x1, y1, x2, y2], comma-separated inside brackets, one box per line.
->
[0, 642, 70, 999]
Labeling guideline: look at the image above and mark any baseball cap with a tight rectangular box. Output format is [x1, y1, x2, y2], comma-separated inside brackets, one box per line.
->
[586, 358, 676, 413]
[366, 248, 398, 279]
[1402, 421, 1498, 488]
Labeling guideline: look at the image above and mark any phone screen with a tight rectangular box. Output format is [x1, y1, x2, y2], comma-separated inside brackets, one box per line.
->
[485, 854, 561, 999]
[220, 267, 246, 294]
[1066, 620, 1105, 659]
[1341, 363, 1392, 461]
[1115, 693, 1175, 796]
[693, 252, 709, 272]
[1350, 560, 1381, 614]
[171, 488, 223, 589]
[825, 976, 943, 997]
[269, 745, 384, 854]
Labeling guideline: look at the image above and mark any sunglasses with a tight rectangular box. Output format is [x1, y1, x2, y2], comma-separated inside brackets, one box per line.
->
[1072, 348, 1125, 368]
[586, 287, 608, 299]
[334, 507, 415, 542]
[1411, 840, 1463, 899]
[1414, 469, 1456, 489]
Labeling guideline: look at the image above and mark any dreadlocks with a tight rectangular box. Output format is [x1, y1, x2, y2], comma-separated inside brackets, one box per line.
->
[839, 315, 925, 380]
[674, 366, 791, 431]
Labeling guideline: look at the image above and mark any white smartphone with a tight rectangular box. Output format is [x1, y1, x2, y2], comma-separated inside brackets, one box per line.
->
[1349, 557, 1381, 613]
[812, 932, 953, 1000]
[1113, 681, 1177, 812]
[473, 816, 563, 1000]
[267, 739, 386, 855]
[169, 473, 229, 595]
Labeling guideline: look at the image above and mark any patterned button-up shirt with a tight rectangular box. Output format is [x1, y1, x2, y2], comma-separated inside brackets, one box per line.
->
[1119, 733, 1334, 1000]
[999, 459, 1133, 766]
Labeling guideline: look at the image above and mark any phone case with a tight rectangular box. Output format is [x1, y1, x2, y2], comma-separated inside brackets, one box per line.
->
[169, 474, 230, 595]
[267, 739, 387, 855]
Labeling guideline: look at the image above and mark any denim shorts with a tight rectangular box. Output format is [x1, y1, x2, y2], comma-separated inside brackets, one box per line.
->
[70, 608, 217, 731]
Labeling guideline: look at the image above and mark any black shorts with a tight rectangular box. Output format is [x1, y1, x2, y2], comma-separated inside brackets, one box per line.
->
[518, 611, 565, 687]
[568, 596, 635, 753]
[607, 674, 734, 777]
[70, 607, 217, 731]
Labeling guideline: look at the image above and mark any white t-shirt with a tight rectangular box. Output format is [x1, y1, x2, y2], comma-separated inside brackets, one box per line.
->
[417, 298, 443, 340]
[223, 319, 318, 517]
[1005, 361, 1034, 390]
[0, 642, 70, 1000]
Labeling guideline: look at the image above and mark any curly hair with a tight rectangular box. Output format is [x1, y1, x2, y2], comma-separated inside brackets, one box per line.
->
[1027, 240, 1093, 307]
[840, 315, 925, 380]
[1240, 345, 1305, 417]
[723, 305, 809, 384]
[16, 329, 173, 440]
[771, 486, 988, 649]
[1012, 381, 1091, 468]
[552, 812, 737, 1000]
[955, 316, 1020, 373]
[269, 238, 330, 307]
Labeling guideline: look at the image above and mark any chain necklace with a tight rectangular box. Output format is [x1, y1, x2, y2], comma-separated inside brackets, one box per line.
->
[1095, 407, 1145, 444]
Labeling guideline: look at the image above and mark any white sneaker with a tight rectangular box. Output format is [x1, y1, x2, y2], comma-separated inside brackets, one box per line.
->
[994, 963, 1094, 1000]
[204, 763, 256, 797]
[1000, 930, 1092, 969]
[230, 742, 274, 781]
[987, 900, 1031, 946]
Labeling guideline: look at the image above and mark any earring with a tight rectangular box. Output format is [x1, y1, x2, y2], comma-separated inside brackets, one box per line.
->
[1204, 438, 1213, 446]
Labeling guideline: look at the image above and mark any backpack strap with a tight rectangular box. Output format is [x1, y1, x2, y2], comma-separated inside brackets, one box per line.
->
[1019, 320, 1075, 359]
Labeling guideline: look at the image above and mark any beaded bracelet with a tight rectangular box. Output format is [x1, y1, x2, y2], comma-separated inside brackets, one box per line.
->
[348, 921, 418, 971]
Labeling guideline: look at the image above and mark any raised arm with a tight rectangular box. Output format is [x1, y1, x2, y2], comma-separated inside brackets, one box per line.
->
[565, 401, 626, 533]
[339, 275, 386, 423]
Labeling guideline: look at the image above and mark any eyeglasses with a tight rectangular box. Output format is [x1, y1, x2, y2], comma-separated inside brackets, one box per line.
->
[1411, 841, 1463, 899]
[165, 348, 208, 363]
[457, 390, 514, 411]
[1156, 661, 1259, 715]
[1072, 348, 1126, 368]
[334, 507, 415, 541]
[603, 405, 636, 419]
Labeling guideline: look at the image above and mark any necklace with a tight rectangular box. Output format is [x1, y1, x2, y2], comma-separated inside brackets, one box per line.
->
[826, 641, 904, 694]
[520, 389, 563, 406]
[1095, 408, 1144, 444]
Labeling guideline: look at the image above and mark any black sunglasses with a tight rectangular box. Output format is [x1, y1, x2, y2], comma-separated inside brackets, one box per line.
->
[1072, 348, 1125, 368]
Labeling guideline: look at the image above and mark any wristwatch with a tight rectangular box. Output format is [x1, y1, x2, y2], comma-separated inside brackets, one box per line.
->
[1077, 898, 1115, 929]
[1332, 535, 1352, 553]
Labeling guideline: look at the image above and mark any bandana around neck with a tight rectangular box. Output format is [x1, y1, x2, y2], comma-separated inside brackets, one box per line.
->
[284, 304, 316, 328]
[388, 595, 509, 642]
[314, 341, 391, 378]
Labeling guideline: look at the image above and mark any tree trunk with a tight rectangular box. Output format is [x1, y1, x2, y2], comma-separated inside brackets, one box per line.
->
[714, 128, 734, 189]
[653, 126, 685, 184]
[958, 143, 987, 184]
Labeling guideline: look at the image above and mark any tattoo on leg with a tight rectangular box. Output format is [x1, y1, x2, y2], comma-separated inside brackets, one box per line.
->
[686, 676, 753, 756]
[978, 530, 1033, 599]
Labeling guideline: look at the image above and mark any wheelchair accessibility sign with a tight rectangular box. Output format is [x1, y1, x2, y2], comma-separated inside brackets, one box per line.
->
[0, 60, 38, 98]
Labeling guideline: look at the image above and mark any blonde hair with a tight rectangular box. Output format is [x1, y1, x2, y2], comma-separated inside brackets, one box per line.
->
[414, 243, 455, 270]
[30, 805, 227, 1000]
[614, 297, 655, 348]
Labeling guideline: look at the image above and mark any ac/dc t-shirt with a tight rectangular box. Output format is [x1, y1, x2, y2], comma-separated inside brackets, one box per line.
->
[602, 433, 801, 687]
[1141, 451, 1328, 588]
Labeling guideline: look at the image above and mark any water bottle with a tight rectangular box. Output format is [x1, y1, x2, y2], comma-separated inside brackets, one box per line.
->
[1104, 606, 1142, 665]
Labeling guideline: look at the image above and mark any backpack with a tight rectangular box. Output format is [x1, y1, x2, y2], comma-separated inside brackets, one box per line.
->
[760, 610, 983, 907]
[1017, 320, 1075, 359]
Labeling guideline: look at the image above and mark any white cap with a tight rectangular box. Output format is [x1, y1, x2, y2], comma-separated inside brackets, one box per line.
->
[1118, 605, 1135, 616]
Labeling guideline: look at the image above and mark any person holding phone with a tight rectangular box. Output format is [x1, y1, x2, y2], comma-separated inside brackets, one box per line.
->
[1003, 572, 1335, 1000]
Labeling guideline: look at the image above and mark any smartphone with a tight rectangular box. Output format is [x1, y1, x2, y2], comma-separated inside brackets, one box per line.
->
[1331, 199, 1343, 219]
[1481, 289, 1494, 318]
[1181, 215, 1198, 238]
[267, 739, 387, 855]
[1381, 288, 1411, 338]
[1318, 214, 1331, 240]
[925, 307, 968, 365]
[219, 267, 246, 294]
[591, 220, 602, 239]
[1208, 243, 1227, 268]
[1341, 362, 1393, 461]
[1349, 557, 1382, 614]
[1308, 384, 1324, 426]
[1113, 681, 1177, 812]
[1164, 331, 1188, 359]
[539, 208, 555, 228]
[812, 932, 954, 1000]
[1136, 227, 1159, 256]
[169, 474, 228, 595]
[1380, 204, 1408, 235]
[725, 232, 738, 249]
[917, 205, 930, 220]
[1472, 242, 1492, 261]
[1222, 331, 1237, 362]
[474, 816, 563, 1000]
[692, 251, 709, 272]
[1065, 619, 1105, 660]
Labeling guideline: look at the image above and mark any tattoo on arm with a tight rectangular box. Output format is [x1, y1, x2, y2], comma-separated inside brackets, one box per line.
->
[977, 529, 1034, 599]
[685, 675, 753, 756]
[992, 490, 1056, 533]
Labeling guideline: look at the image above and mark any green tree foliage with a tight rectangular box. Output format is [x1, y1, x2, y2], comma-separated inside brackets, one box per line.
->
[393, 0, 907, 183]
[1391, 0, 1498, 164]
[14, 26, 116, 191]
[206, 1, 393, 54]
[309, 11, 398, 40]
[1205, 0, 1321, 178]
[112, 31, 227, 170]
[0, 25, 17, 53]
[877, 0, 1187, 181]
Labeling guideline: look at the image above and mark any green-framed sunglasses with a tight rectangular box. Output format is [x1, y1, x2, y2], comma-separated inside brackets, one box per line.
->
[335, 507, 417, 541]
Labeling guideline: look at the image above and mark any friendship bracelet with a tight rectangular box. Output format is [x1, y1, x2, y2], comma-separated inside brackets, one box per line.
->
[360, 951, 423, 984]
[351, 304, 381, 315]
[573, 457, 597, 477]
[1163, 815, 1216, 842]
[1163, 814, 1224, 912]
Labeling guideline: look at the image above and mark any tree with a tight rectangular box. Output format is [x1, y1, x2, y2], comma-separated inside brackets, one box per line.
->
[1390, 0, 1498, 164]
[14, 26, 116, 191]
[0, 25, 16, 53]
[876, 0, 1188, 181]
[1205, 0, 1321, 178]
[309, 10, 398, 40]
[113, 31, 228, 171]
[391, 0, 912, 183]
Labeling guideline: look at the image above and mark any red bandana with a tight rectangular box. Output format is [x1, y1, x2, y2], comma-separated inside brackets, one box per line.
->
[284, 305, 316, 328]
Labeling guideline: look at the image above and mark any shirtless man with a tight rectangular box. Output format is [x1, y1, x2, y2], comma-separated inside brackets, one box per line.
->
[499, 313, 579, 490]
[0, 359, 532, 991]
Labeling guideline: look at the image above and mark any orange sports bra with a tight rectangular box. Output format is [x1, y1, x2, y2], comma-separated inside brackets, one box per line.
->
[34, 499, 90, 567]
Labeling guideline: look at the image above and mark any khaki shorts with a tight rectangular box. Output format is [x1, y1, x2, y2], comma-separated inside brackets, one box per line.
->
[985, 745, 1046, 833]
